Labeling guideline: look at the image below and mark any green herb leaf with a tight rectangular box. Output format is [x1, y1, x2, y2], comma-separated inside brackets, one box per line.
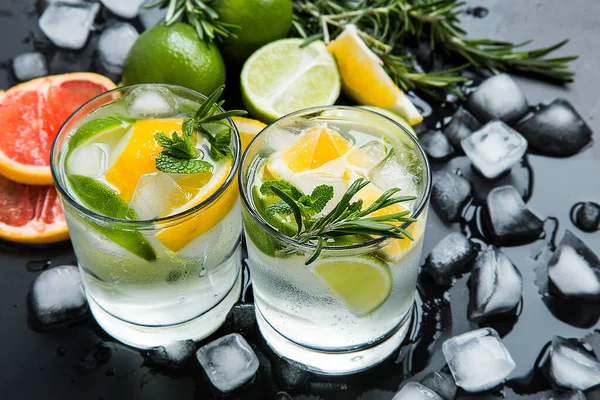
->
[154, 132, 199, 160]
[155, 153, 213, 174]
[309, 184, 334, 213]
[260, 180, 304, 200]
[210, 126, 233, 161]
[265, 200, 293, 215]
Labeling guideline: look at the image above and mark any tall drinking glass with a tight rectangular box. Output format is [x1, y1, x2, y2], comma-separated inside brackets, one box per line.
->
[51, 84, 242, 348]
[240, 106, 431, 374]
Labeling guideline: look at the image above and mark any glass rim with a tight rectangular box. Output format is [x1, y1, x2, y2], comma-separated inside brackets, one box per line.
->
[239, 105, 432, 252]
[50, 83, 241, 228]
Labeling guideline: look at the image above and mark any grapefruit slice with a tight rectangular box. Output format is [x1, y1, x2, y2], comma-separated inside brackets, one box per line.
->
[0, 174, 68, 243]
[0, 73, 115, 185]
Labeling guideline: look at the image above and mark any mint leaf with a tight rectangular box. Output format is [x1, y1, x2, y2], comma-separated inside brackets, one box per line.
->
[211, 127, 232, 161]
[155, 153, 213, 174]
[260, 180, 303, 200]
[154, 132, 198, 160]
[309, 185, 334, 213]
[265, 200, 293, 215]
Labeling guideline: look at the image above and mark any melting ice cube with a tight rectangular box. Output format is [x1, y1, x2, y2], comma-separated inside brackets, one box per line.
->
[442, 328, 515, 392]
[469, 246, 523, 321]
[443, 107, 482, 149]
[371, 149, 418, 198]
[431, 171, 472, 222]
[128, 172, 192, 220]
[485, 185, 543, 246]
[420, 371, 457, 400]
[547, 336, 600, 390]
[264, 126, 299, 152]
[29, 265, 88, 327]
[39, 2, 100, 50]
[12, 52, 48, 82]
[126, 86, 178, 118]
[346, 141, 389, 171]
[467, 74, 529, 124]
[67, 143, 109, 178]
[139, 0, 167, 30]
[97, 23, 139, 75]
[196, 333, 259, 393]
[100, 0, 145, 19]
[392, 382, 443, 400]
[148, 340, 196, 369]
[516, 98, 592, 157]
[548, 230, 600, 303]
[419, 130, 455, 162]
[424, 232, 478, 286]
[461, 121, 528, 179]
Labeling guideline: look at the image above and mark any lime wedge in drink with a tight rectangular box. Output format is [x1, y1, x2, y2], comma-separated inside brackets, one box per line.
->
[312, 256, 392, 317]
[67, 174, 156, 261]
[241, 38, 341, 122]
[66, 114, 135, 156]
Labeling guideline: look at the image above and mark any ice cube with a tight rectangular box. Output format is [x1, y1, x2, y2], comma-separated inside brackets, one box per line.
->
[347, 140, 389, 171]
[264, 126, 299, 152]
[39, 2, 100, 50]
[443, 107, 482, 149]
[29, 265, 88, 327]
[97, 23, 139, 75]
[392, 382, 443, 400]
[461, 121, 528, 179]
[67, 143, 109, 178]
[542, 390, 586, 400]
[100, 0, 145, 19]
[126, 86, 178, 118]
[419, 130, 455, 162]
[431, 171, 472, 222]
[548, 230, 600, 303]
[292, 172, 348, 215]
[443, 328, 515, 392]
[196, 333, 259, 393]
[420, 371, 457, 400]
[12, 52, 48, 82]
[469, 246, 523, 321]
[224, 303, 256, 338]
[485, 185, 543, 245]
[139, 0, 167, 30]
[516, 98, 592, 156]
[467, 74, 529, 124]
[574, 202, 600, 233]
[147, 340, 196, 369]
[547, 336, 600, 390]
[273, 357, 310, 390]
[128, 172, 192, 220]
[424, 232, 478, 286]
[371, 149, 417, 197]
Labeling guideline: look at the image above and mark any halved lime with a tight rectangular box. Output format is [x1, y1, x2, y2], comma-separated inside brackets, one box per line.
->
[67, 174, 156, 261]
[312, 255, 392, 317]
[241, 38, 341, 122]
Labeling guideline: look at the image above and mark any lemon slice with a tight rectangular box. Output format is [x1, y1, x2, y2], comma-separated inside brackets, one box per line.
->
[241, 38, 341, 122]
[327, 25, 423, 126]
[231, 116, 266, 150]
[312, 256, 392, 317]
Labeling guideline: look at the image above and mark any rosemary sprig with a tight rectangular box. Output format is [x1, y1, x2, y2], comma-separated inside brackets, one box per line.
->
[147, 0, 239, 43]
[263, 178, 417, 264]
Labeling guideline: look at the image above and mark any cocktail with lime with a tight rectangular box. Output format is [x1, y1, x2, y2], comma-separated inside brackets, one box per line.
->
[240, 106, 431, 374]
[51, 84, 244, 348]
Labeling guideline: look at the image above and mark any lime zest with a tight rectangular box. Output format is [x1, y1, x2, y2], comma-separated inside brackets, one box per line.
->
[67, 174, 156, 261]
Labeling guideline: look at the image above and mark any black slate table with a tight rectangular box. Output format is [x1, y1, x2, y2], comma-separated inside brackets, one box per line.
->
[0, 0, 599, 399]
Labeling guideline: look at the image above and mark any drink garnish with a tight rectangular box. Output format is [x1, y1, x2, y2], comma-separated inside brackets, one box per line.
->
[261, 177, 417, 264]
[154, 85, 246, 173]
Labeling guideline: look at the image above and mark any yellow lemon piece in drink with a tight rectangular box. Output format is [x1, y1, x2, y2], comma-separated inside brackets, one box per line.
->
[231, 116, 266, 150]
[312, 255, 392, 317]
[105, 118, 183, 201]
[156, 159, 237, 252]
[327, 25, 423, 126]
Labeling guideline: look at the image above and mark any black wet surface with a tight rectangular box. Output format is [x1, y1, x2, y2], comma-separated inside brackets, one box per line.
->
[0, 0, 599, 399]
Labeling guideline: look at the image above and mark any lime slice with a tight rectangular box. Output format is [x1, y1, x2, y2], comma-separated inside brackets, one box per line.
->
[66, 114, 135, 157]
[67, 174, 156, 261]
[252, 185, 297, 236]
[241, 38, 341, 122]
[312, 255, 392, 317]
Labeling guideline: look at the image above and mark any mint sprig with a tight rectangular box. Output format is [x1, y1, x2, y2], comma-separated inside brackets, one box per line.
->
[261, 178, 417, 264]
[154, 85, 246, 173]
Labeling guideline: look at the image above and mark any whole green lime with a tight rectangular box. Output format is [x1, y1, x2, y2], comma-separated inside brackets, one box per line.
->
[122, 23, 226, 95]
[213, 0, 293, 63]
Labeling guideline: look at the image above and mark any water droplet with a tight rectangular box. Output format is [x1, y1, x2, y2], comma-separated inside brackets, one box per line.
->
[199, 267, 206, 277]
[177, 296, 186, 304]
[26, 260, 51, 272]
